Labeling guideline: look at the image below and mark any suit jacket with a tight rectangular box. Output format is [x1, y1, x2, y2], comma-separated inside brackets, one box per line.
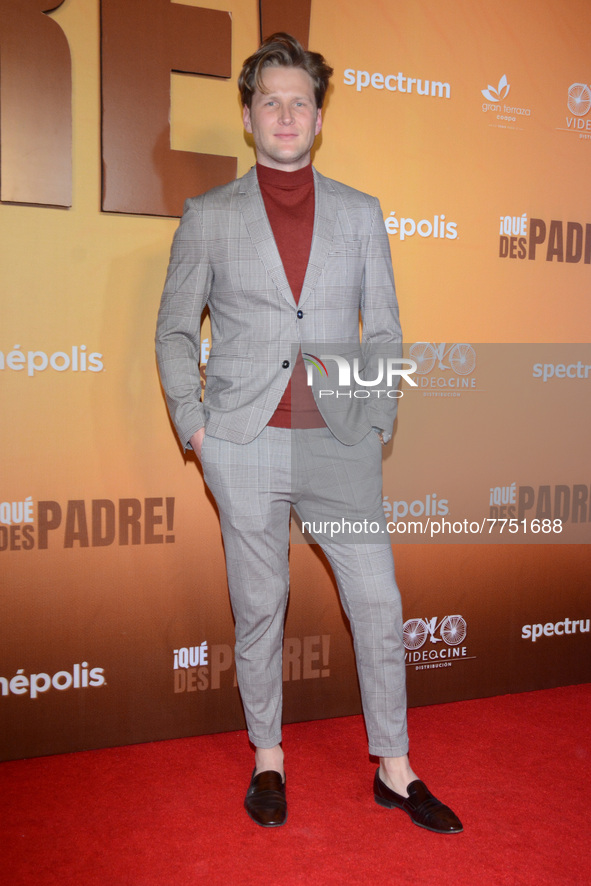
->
[156, 165, 402, 448]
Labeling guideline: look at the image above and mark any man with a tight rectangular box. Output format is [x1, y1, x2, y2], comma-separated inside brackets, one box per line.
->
[156, 33, 462, 834]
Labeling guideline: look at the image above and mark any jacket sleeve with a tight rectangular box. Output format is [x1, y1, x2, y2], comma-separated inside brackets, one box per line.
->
[360, 198, 403, 443]
[155, 199, 212, 449]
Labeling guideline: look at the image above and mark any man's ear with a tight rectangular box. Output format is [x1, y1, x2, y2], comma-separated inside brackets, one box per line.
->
[315, 108, 323, 136]
[243, 104, 253, 133]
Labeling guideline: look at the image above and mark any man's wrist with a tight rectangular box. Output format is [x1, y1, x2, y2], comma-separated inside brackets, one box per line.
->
[372, 427, 385, 445]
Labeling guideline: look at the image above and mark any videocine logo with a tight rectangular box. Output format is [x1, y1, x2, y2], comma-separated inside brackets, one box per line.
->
[403, 615, 470, 669]
[556, 82, 591, 140]
[408, 342, 477, 397]
[303, 353, 417, 399]
[565, 83, 591, 135]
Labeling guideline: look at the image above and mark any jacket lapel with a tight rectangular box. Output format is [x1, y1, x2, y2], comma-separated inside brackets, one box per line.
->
[298, 169, 338, 309]
[238, 166, 339, 310]
[239, 167, 295, 308]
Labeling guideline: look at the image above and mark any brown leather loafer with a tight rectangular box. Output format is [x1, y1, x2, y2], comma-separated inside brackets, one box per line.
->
[373, 770, 463, 834]
[244, 769, 287, 827]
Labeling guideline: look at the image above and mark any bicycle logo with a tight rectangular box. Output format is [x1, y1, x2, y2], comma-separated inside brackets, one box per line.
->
[408, 342, 476, 376]
[403, 615, 467, 650]
[567, 83, 591, 117]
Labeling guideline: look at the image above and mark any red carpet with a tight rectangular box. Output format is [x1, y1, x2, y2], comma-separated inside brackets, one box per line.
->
[2, 684, 589, 885]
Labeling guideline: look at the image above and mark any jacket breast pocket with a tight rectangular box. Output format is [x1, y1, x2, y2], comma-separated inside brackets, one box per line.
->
[328, 239, 363, 256]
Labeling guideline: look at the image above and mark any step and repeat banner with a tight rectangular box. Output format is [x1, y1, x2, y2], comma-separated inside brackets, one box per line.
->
[1, 0, 590, 761]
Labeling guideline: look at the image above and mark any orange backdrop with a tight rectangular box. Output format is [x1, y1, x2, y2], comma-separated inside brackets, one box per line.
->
[1, 0, 589, 761]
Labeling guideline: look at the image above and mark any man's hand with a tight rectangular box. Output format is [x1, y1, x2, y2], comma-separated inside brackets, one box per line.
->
[190, 427, 205, 460]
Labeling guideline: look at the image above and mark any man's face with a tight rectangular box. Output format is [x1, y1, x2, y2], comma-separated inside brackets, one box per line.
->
[243, 65, 322, 171]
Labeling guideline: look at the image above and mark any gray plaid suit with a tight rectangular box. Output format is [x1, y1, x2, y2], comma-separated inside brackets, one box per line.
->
[156, 166, 409, 757]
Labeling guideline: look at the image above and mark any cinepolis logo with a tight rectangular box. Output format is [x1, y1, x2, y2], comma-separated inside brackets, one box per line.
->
[1, 662, 106, 699]
[384, 211, 458, 242]
[403, 615, 470, 670]
[383, 492, 449, 523]
[304, 353, 417, 399]
[0, 344, 104, 375]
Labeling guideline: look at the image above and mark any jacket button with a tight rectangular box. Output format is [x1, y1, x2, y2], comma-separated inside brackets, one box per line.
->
[282, 360, 290, 369]
[296, 310, 303, 318]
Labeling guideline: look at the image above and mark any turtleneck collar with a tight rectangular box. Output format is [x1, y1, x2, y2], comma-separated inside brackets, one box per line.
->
[256, 162, 313, 189]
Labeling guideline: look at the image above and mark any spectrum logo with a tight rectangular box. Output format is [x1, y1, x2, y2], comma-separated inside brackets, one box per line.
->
[383, 492, 449, 523]
[343, 68, 450, 99]
[522, 617, 589, 642]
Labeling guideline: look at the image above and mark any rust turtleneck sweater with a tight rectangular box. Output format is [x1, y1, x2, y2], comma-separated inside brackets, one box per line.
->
[257, 162, 324, 429]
